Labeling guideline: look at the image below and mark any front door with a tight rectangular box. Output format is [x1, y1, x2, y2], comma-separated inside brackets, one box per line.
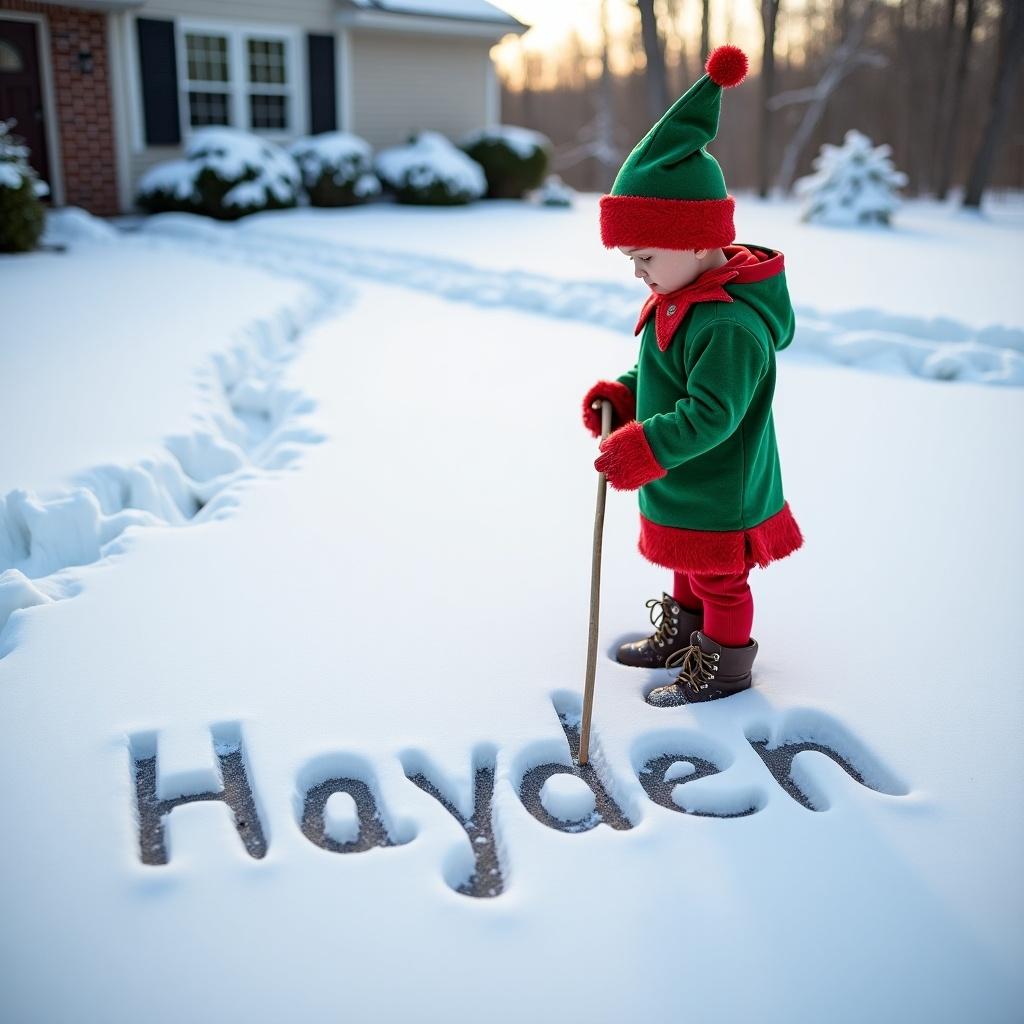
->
[0, 18, 51, 196]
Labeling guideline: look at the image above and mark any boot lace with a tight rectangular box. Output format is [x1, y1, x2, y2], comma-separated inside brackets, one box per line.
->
[663, 641, 720, 696]
[645, 596, 680, 649]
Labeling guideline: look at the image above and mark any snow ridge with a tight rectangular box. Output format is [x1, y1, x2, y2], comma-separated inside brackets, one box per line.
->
[140, 219, 1024, 387]
[0, 256, 346, 659]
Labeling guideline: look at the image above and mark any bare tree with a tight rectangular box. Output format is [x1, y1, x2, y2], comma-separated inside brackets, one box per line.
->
[497, 0, 1023, 196]
[934, 0, 978, 200]
[701, 0, 711, 64]
[758, 0, 782, 197]
[770, 1, 885, 194]
[637, 0, 670, 120]
[963, 0, 1024, 207]
[551, 0, 622, 188]
[930, 0, 959, 175]
[661, 0, 692, 90]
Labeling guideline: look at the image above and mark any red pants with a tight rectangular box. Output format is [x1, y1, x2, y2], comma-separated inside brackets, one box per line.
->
[673, 557, 756, 647]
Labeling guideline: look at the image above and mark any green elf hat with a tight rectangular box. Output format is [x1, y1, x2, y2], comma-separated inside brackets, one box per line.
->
[599, 44, 748, 251]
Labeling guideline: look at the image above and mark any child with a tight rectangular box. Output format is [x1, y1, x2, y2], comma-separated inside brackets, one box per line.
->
[581, 45, 804, 708]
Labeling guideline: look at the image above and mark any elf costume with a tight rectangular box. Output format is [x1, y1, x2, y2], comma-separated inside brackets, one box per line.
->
[581, 45, 804, 707]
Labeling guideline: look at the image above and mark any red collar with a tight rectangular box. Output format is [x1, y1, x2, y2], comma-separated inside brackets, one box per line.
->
[634, 244, 785, 351]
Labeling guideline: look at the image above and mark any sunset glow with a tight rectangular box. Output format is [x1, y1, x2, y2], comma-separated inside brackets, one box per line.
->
[488, 0, 764, 91]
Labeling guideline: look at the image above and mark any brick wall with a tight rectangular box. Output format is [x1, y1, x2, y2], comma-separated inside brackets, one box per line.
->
[1, 1, 119, 216]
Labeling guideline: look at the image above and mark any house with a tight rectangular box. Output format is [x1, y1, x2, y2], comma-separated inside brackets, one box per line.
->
[0, 0, 529, 216]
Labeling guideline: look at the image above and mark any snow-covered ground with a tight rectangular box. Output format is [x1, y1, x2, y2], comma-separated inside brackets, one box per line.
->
[1, 195, 1021, 1022]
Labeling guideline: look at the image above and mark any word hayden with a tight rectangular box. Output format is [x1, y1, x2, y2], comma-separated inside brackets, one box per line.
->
[128, 698, 909, 899]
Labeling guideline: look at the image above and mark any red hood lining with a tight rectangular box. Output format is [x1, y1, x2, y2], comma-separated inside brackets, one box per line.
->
[633, 244, 785, 349]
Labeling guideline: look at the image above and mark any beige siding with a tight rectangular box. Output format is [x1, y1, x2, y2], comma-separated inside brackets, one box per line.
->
[117, 8, 496, 209]
[349, 30, 491, 149]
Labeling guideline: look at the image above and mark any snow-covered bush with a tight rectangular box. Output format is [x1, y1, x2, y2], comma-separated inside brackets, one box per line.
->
[136, 126, 302, 220]
[374, 130, 486, 205]
[0, 118, 49, 253]
[287, 131, 381, 207]
[459, 124, 551, 199]
[795, 129, 908, 227]
[535, 173, 574, 208]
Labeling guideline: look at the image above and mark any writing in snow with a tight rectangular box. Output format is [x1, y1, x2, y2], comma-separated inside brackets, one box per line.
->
[127, 699, 910, 897]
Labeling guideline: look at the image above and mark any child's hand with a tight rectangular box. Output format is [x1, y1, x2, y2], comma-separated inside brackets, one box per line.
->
[594, 421, 668, 490]
[581, 380, 636, 437]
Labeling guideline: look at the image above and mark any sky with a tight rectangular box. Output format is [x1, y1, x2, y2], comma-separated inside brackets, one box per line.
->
[488, 0, 764, 90]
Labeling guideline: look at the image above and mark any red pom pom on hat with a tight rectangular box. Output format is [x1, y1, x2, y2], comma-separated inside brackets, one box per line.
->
[705, 45, 748, 88]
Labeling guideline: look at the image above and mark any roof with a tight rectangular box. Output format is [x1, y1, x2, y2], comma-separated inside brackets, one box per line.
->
[343, 0, 528, 29]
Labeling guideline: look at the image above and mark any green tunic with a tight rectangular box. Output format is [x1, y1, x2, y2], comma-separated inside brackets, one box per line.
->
[615, 243, 804, 574]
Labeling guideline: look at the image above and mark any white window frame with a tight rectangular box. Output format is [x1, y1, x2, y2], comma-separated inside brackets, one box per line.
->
[175, 18, 306, 143]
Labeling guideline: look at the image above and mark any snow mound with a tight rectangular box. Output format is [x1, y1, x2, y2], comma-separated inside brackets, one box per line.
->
[41, 206, 119, 245]
[324, 792, 360, 844]
[535, 173, 575, 207]
[664, 760, 697, 782]
[0, 569, 54, 637]
[539, 773, 597, 822]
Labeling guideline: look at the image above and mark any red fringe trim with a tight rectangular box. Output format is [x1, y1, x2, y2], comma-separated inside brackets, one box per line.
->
[638, 501, 805, 573]
[582, 379, 636, 436]
[595, 421, 667, 491]
[599, 194, 736, 251]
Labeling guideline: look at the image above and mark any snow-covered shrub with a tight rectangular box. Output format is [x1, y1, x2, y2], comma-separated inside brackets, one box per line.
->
[0, 118, 49, 253]
[287, 131, 381, 207]
[535, 173, 574, 208]
[374, 130, 486, 205]
[136, 126, 301, 220]
[459, 124, 551, 199]
[795, 129, 908, 227]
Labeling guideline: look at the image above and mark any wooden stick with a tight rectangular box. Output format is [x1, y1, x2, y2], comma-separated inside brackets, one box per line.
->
[579, 399, 614, 766]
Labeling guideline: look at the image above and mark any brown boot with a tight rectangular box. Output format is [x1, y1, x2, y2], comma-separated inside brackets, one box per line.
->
[616, 592, 702, 669]
[645, 629, 759, 708]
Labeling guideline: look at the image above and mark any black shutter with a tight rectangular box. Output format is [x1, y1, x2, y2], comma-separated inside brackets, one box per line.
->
[136, 18, 181, 145]
[307, 33, 337, 134]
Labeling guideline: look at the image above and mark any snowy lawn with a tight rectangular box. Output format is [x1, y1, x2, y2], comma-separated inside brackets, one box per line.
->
[0, 196, 1021, 1023]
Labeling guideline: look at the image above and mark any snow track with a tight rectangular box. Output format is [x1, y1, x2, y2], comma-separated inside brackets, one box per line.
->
[0, 246, 345, 657]
[3, 210, 1021, 658]
[148, 216, 1024, 386]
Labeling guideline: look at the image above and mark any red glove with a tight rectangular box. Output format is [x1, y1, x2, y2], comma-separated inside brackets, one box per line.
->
[594, 421, 668, 491]
[581, 380, 636, 438]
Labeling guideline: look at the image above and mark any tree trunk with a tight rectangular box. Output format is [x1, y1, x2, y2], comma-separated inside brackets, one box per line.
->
[963, 0, 1024, 207]
[701, 0, 711, 65]
[595, 0, 618, 190]
[637, 0, 670, 122]
[758, 0, 782, 198]
[935, 0, 977, 200]
[930, 0, 959, 175]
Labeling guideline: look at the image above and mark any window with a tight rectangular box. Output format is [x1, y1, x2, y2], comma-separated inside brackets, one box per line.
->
[0, 40, 24, 73]
[185, 33, 230, 127]
[246, 38, 288, 130]
[176, 21, 301, 137]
